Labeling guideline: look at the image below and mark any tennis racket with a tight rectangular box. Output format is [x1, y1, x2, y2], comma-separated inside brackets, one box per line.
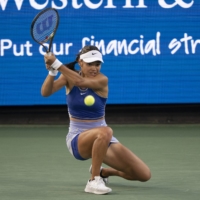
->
[30, 8, 59, 53]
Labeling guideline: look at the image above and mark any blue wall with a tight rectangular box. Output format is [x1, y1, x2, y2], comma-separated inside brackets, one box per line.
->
[0, 0, 200, 105]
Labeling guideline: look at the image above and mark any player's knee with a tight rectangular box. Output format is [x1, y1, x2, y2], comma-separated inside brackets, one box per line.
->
[128, 167, 151, 182]
[106, 126, 113, 138]
[105, 127, 113, 139]
[98, 127, 113, 142]
[139, 169, 151, 182]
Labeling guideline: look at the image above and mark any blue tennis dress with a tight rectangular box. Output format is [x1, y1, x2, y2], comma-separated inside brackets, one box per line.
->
[67, 86, 107, 120]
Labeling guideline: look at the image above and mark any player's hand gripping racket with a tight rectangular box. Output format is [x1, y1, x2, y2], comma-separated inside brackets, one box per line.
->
[30, 8, 59, 53]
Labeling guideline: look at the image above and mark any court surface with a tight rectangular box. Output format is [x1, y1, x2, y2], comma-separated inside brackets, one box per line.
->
[0, 125, 200, 200]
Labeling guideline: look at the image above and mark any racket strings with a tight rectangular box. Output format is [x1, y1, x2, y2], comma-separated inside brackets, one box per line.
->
[32, 10, 58, 43]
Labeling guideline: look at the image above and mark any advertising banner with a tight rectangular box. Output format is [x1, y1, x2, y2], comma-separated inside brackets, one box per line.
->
[0, 0, 200, 105]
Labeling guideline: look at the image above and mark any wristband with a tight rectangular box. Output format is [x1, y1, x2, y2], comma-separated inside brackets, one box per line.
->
[51, 59, 63, 70]
[49, 69, 58, 76]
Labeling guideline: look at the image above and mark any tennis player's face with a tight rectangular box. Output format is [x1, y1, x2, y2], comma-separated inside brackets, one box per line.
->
[81, 61, 101, 77]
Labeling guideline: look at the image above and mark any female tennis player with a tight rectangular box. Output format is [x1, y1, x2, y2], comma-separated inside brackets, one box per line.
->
[41, 45, 151, 195]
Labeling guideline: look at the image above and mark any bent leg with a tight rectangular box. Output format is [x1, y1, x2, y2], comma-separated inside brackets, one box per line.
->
[77, 126, 113, 179]
[103, 143, 151, 182]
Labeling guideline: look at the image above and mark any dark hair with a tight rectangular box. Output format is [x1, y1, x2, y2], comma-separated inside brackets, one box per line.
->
[64, 45, 100, 71]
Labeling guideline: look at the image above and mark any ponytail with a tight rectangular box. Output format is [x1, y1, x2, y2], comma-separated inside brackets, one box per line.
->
[64, 61, 77, 71]
[64, 52, 80, 71]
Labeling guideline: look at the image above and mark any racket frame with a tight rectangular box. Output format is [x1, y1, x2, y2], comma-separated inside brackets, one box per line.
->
[30, 8, 59, 53]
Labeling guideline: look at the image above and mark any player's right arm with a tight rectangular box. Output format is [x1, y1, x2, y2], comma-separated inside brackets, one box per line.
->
[41, 74, 67, 97]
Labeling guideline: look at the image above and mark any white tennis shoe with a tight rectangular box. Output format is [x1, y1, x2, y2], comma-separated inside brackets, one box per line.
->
[89, 165, 109, 184]
[84, 176, 112, 195]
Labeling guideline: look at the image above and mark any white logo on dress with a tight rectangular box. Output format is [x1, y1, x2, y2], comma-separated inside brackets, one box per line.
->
[80, 93, 86, 95]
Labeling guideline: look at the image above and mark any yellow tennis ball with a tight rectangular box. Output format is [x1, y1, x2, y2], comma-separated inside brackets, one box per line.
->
[84, 95, 95, 106]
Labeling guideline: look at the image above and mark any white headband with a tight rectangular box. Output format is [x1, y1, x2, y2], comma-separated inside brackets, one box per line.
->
[80, 50, 104, 63]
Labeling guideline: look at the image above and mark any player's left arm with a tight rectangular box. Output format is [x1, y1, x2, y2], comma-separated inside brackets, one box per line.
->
[41, 74, 67, 97]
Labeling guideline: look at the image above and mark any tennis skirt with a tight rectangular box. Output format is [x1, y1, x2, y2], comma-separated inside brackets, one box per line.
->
[66, 119, 119, 160]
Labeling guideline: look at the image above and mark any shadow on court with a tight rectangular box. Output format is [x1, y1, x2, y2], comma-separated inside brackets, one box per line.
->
[0, 125, 200, 200]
